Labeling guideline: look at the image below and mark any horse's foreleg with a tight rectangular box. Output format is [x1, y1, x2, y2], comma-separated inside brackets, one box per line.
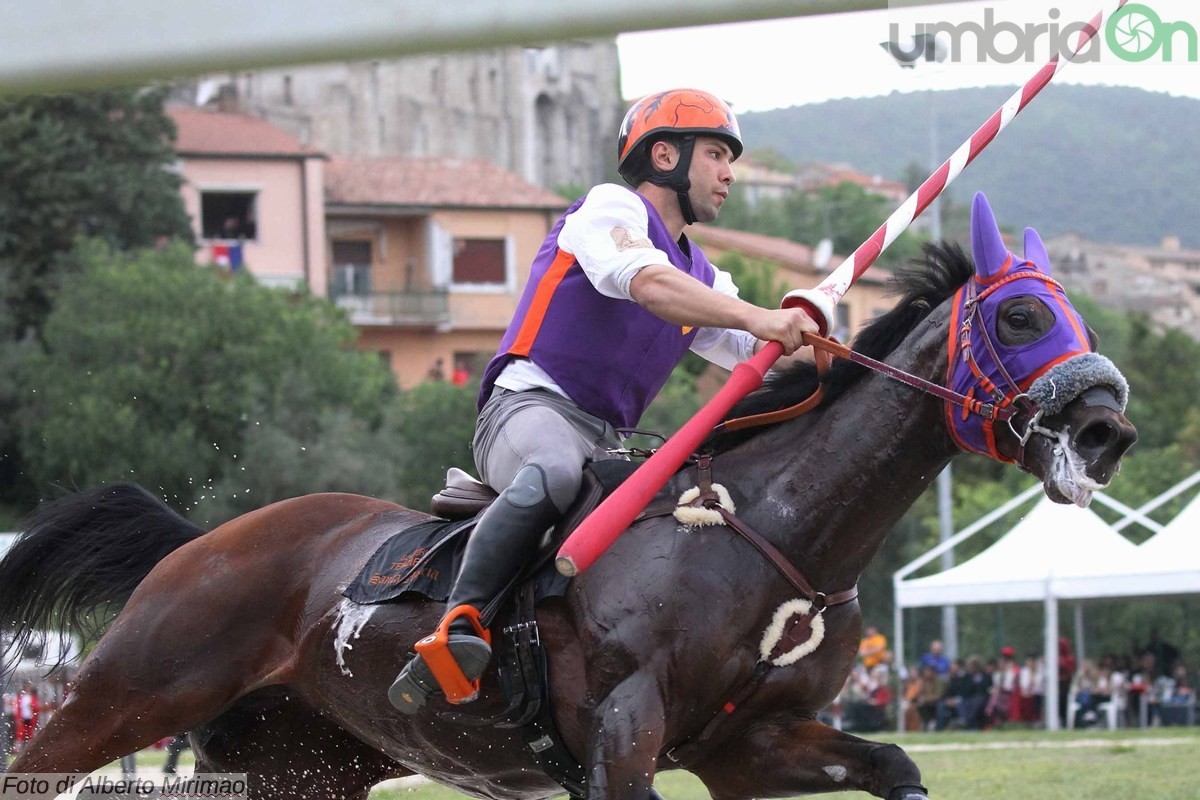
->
[586, 672, 666, 800]
[691, 719, 928, 800]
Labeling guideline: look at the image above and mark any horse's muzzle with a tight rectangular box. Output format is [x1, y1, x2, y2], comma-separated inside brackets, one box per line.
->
[1069, 392, 1137, 485]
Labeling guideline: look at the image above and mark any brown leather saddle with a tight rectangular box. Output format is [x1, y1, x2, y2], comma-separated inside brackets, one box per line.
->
[431, 468, 501, 519]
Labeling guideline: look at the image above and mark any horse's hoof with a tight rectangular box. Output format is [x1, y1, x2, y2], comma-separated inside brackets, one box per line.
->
[388, 635, 492, 714]
[887, 785, 929, 800]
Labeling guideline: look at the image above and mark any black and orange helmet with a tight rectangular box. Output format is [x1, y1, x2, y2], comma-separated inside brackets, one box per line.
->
[617, 89, 742, 178]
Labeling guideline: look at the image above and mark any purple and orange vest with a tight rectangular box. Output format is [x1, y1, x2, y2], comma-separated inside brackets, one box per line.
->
[479, 188, 716, 429]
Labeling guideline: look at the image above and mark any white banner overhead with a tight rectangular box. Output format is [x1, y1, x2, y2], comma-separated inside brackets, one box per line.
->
[0, 0, 979, 94]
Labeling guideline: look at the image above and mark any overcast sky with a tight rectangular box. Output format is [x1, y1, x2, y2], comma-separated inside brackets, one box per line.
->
[618, 0, 1200, 112]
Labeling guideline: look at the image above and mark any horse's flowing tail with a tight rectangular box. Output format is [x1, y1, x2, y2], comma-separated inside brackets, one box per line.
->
[0, 483, 206, 661]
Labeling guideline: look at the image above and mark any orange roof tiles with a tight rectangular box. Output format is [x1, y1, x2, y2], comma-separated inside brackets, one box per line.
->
[690, 225, 814, 266]
[168, 106, 319, 158]
[689, 224, 889, 285]
[324, 156, 569, 210]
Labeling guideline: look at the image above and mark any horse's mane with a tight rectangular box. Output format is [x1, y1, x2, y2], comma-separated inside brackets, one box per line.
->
[703, 242, 974, 454]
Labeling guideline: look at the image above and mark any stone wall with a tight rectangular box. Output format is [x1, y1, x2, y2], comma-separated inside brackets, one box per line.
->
[188, 41, 622, 192]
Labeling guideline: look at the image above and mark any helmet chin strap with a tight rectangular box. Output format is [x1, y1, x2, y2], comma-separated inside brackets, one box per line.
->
[645, 135, 698, 226]
[676, 187, 698, 226]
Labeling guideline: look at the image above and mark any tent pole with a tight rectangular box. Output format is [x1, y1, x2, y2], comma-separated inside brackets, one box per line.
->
[894, 599, 906, 734]
[1044, 593, 1060, 731]
[1074, 603, 1086, 669]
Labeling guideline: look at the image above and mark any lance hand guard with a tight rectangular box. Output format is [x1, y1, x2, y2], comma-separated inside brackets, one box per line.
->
[782, 287, 835, 337]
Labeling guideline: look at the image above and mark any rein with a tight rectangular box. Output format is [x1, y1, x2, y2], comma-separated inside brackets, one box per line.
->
[714, 278, 1067, 469]
[715, 331, 1021, 434]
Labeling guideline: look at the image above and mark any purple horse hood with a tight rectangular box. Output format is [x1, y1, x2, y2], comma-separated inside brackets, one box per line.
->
[945, 192, 1127, 461]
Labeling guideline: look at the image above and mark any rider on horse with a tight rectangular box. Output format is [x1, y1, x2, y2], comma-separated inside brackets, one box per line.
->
[389, 88, 822, 713]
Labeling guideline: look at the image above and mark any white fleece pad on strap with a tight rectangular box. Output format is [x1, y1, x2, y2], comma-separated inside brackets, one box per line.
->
[674, 484, 735, 527]
[759, 598, 826, 666]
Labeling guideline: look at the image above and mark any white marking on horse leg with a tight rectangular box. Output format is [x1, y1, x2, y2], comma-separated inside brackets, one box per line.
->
[332, 598, 377, 677]
[823, 765, 848, 782]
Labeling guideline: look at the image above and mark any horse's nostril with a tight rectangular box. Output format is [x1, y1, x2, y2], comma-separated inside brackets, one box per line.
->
[1075, 421, 1117, 455]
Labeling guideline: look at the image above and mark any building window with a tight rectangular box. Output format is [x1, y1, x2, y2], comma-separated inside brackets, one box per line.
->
[452, 238, 506, 285]
[331, 240, 373, 296]
[201, 191, 258, 240]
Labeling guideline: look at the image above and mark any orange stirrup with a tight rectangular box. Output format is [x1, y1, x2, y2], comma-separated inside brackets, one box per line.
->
[413, 605, 492, 704]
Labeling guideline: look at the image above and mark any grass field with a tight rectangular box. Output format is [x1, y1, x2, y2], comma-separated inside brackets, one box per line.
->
[363, 726, 1200, 800]
[38, 725, 1199, 799]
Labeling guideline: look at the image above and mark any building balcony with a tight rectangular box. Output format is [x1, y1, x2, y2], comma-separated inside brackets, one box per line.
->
[330, 287, 451, 328]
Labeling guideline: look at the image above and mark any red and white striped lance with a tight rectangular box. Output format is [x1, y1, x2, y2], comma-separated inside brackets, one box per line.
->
[809, 0, 1128, 309]
[555, 0, 1129, 578]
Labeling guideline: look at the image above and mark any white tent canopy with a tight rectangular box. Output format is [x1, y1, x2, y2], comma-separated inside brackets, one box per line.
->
[892, 472, 1200, 731]
[1067, 491, 1200, 600]
[895, 497, 1139, 608]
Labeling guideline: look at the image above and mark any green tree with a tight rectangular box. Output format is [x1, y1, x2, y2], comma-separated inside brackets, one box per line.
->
[0, 87, 193, 337]
[783, 182, 922, 267]
[715, 182, 921, 269]
[17, 241, 395, 514]
[386, 381, 480, 509]
[714, 251, 791, 310]
[742, 147, 797, 173]
[198, 408, 405, 527]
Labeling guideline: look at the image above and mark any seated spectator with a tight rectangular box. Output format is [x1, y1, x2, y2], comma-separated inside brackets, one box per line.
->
[1159, 663, 1193, 727]
[1137, 629, 1181, 679]
[936, 659, 971, 731]
[1069, 659, 1102, 727]
[1017, 652, 1045, 725]
[1127, 652, 1156, 726]
[987, 646, 1020, 728]
[902, 671, 923, 732]
[919, 639, 950, 677]
[912, 665, 945, 731]
[846, 655, 891, 733]
[1096, 655, 1124, 713]
[843, 663, 884, 733]
[867, 651, 894, 723]
[959, 656, 992, 729]
[858, 626, 888, 671]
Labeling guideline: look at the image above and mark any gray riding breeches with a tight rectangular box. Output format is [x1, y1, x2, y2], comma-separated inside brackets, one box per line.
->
[472, 388, 622, 514]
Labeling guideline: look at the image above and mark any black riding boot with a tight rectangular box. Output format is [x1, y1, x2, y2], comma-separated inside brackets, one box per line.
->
[389, 465, 560, 714]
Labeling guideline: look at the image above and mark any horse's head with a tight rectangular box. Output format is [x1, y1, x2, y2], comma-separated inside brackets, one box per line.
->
[950, 192, 1137, 505]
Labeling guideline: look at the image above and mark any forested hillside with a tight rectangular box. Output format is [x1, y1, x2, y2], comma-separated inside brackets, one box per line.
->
[739, 85, 1200, 247]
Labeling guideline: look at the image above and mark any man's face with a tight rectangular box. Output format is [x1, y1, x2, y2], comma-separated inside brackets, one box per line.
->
[686, 136, 736, 223]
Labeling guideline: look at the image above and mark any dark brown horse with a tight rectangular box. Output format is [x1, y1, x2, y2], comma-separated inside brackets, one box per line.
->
[0, 226, 1135, 799]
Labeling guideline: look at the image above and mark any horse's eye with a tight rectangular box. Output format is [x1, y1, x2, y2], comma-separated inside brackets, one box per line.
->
[997, 295, 1050, 345]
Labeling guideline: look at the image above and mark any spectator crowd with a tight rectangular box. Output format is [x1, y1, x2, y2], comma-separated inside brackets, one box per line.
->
[827, 625, 1196, 733]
